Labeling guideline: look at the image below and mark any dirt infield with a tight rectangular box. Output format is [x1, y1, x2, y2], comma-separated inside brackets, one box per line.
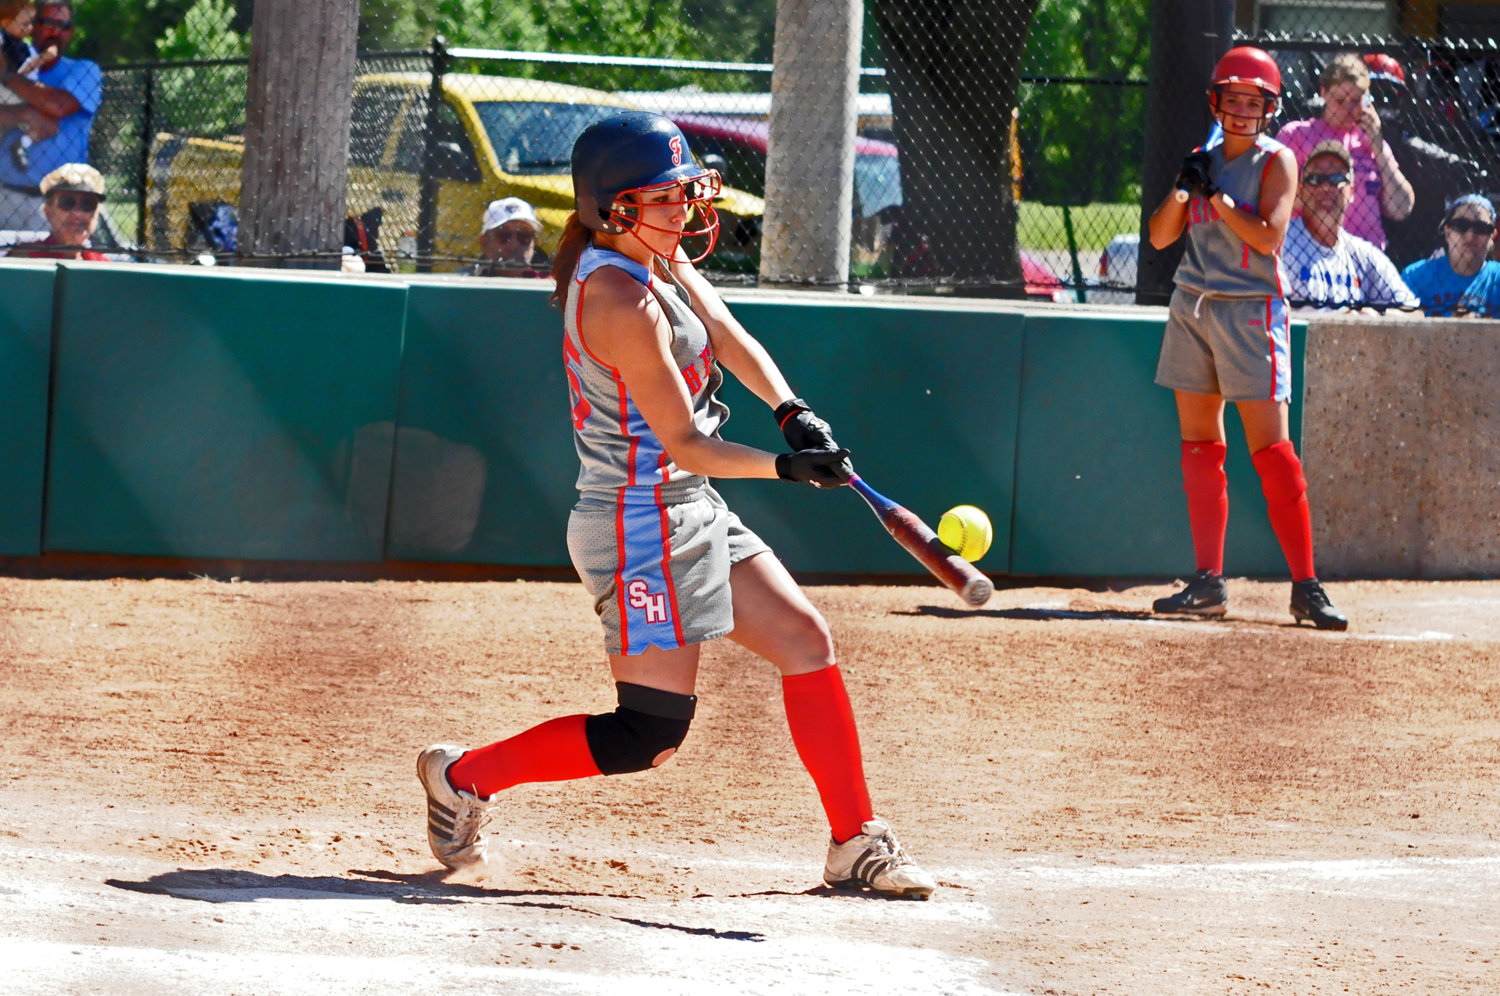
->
[2, 575, 1497, 994]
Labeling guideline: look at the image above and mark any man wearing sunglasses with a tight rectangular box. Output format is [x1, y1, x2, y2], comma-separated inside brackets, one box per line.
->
[0, 2, 99, 233]
[1400, 194, 1500, 318]
[467, 196, 549, 278]
[1283, 140, 1417, 310]
[7, 161, 107, 259]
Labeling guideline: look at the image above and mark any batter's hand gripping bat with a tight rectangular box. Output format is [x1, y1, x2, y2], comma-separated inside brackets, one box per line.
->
[845, 473, 993, 607]
[1173, 120, 1224, 203]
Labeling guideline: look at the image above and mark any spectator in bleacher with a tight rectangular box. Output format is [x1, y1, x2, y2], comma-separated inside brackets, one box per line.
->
[1362, 53, 1477, 268]
[1400, 194, 1500, 317]
[1283, 141, 1418, 310]
[467, 197, 549, 277]
[0, 2, 99, 233]
[1277, 53, 1414, 252]
[6, 161, 107, 259]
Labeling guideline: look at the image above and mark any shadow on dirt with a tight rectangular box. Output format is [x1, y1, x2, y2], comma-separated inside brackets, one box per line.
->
[106, 868, 764, 941]
[902, 604, 1297, 630]
[901, 605, 1158, 622]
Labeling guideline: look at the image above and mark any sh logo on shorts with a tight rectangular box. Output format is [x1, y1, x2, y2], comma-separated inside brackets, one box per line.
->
[627, 579, 670, 623]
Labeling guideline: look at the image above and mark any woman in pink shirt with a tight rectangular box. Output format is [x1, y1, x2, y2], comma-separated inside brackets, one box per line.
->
[1276, 53, 1414, 249]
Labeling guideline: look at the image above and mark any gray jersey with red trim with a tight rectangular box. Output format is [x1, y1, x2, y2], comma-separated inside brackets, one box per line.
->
[1174, 134, 1290, 298]
[563, 243, 729, 499]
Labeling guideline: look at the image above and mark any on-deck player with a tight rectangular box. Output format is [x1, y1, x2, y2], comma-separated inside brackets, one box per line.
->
[417, 112, 936, 899]
[1147, 47, 1347, 630]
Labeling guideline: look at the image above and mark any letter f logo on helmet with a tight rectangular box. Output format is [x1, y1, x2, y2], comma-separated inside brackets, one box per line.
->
[669, 136, 683, 166]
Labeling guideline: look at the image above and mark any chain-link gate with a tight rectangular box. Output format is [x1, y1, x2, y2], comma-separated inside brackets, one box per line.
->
[3, 0, 1497, 309]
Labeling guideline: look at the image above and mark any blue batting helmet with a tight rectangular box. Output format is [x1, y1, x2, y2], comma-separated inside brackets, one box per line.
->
[572, 112, 719, 240]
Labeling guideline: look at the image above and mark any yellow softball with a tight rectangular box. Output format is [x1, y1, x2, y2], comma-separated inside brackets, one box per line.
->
[937, 505, 993, 562]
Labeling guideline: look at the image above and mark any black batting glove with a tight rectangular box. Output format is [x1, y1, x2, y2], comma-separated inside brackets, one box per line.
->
[776, 447, 852, 489]
[774, 397, 840, 452]
[1175, 150, 1217, 199]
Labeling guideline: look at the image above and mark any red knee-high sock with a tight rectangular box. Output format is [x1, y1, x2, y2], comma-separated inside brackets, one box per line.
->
[1181, 440, 1228, 574]
[1251, 440, 1316, 582]
[446, 715, 602, 799]
[782, 666, 874, 844]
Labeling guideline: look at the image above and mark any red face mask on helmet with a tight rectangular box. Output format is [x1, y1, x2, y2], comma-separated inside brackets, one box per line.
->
[610, 171, 722, 265]
[1208, 46, 1282, 135]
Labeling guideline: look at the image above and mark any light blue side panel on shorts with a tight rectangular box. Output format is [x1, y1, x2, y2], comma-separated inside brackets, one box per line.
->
[617, 499, 682, 653]
[710, 296, 1025, 575]
[1010, 312, 1306, 577]
[0, 262, 56, 555]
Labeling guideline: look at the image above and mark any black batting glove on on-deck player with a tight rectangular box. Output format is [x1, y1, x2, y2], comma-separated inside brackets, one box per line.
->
[774, 397, 840, 453]
[1175, 150, 1217, 199]
[776, 448, 852, 489]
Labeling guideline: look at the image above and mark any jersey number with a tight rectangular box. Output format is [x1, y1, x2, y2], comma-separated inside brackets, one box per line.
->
[1241, 244, 1251, 269]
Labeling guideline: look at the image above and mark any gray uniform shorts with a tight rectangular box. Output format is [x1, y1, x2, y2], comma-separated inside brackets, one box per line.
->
[1155, 287, 1292, 403]
[567, 484, 771, 656]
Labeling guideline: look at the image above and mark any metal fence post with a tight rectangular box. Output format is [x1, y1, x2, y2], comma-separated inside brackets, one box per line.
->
[1062, 204, 1086, 304]
[136, 66, 154, 254]
[416, 35, 448, 274]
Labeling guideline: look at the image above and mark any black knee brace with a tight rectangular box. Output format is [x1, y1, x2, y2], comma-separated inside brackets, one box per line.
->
[585, 682, 696, 775]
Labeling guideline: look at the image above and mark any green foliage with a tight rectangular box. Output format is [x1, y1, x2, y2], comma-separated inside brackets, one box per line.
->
[156, 0, 247, 59]
[73, 0, 198, 64]
[1017, 0, 1150, 207]
[359, 0, 776, 71]
[152, 0, 249, 137]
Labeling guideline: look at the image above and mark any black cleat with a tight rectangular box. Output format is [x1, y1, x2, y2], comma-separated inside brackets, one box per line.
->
[1290, 578, 1347, 631]
[1152, 570, 1229, 616]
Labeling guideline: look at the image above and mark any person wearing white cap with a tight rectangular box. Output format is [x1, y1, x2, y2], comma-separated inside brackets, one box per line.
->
[7, 160, 106, 259]
[468, 196, 547, 277]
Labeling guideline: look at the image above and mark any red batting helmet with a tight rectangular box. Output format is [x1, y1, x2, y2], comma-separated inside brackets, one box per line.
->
[1208, 46, 1281, 133]
[1362, 53, 1406, 85]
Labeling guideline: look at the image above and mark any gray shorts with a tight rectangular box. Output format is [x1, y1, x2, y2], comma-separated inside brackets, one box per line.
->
[566, 484, 771, 656]
[1155, 287, 1292, 402]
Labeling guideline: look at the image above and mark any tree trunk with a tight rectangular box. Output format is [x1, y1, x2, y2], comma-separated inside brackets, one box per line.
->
[872, 0, 1039, 292]
[239, 0, 361, 265]
[1136, 0, 1236, 304]
[759, 0, 865, 290]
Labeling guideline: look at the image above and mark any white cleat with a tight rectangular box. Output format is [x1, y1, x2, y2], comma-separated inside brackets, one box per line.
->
[417, 744, 493, 879]
[823, 817, 936, 900]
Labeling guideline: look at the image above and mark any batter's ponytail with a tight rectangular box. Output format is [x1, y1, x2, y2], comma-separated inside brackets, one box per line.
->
[550, 212, 591, 307]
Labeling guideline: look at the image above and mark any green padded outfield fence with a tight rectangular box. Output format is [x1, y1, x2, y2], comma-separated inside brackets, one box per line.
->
[0, 264, 55, 556]
[3, 260, 1303, 579]
[44, 265, 408, 561]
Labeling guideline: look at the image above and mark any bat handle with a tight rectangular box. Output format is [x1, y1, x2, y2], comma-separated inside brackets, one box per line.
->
[1174, 189, 1189, 204]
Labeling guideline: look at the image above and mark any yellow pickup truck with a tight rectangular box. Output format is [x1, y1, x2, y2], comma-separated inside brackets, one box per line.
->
[144, 73, 766, 271]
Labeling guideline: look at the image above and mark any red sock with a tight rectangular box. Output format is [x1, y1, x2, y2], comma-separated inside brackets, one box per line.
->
[1180, 441, 1228, 574]
[445, 714, 601, 799]
[1251, 440, 1315, 582]
[782, 666, 874, 844]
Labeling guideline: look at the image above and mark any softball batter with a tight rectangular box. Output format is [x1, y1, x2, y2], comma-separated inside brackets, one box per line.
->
[418, 112, 935, 898]
[1147, 46, 1347, 630]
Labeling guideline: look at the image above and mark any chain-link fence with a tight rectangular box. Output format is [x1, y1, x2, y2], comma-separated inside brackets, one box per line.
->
[7, 1, 1500, 309]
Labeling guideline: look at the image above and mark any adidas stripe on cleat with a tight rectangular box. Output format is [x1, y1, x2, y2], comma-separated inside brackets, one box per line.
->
[417, 743, 494, 878]
[823, 817, 936, 900]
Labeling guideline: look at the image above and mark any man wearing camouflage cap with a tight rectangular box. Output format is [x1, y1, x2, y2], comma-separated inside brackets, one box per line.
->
[8, 161, 107, 259]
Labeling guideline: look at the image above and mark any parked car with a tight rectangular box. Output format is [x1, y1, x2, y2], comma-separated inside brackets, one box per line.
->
[144, 74, 766, 271]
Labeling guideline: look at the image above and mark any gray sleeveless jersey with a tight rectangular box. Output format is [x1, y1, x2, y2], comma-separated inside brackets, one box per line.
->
[1174, 134, 1290, 298]
[563, 243, 729, 501]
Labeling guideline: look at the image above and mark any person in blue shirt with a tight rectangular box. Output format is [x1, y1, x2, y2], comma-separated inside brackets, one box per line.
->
[1400, 194, 1500, 317]
[0, 2, 99, 233]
